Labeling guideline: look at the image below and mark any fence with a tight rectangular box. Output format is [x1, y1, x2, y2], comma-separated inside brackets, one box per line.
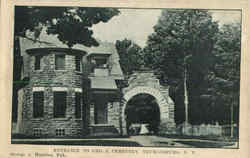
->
[221, 124, 238, 137]
[177, 123, 238, 137]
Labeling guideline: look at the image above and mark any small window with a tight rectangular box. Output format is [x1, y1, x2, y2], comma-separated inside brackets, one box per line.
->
[95, 58, 108, 68]
[33, 128, 42, 136]
[56, 129, 65, 136]
[33, 91, 44, 118]
[54, 92, 67, 118]
[55, 55, 65, 70]
[35, 55, 42, 70]
[75, 56, 81, 72]
[75, 92, 82, 118]
[77, 128, 82, 135]
[71, 128, 81, 135]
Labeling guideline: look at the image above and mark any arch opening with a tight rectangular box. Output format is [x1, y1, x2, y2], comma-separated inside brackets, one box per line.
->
[124, 93, 160, 135]
[121, 86, 173, 136]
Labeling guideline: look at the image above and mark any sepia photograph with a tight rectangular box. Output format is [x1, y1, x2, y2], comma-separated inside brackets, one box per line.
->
[11, 6, 241, 149]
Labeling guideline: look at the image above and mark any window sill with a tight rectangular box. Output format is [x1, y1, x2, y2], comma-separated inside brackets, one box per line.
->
[90, 124, 111, 127]
[55, 70, 66, 72]
[34, 70, 42, 72]
[31, 118, 44, 121]
[74, 118, 82, 121]
[75, 71, 82, 74]
[52, 118, 68, 121]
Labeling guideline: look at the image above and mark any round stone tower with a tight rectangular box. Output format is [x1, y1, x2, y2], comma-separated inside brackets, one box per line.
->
[20, 48, 87, 137]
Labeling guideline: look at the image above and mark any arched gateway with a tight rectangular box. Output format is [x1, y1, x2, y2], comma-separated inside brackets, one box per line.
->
[121, 69, 176, 135]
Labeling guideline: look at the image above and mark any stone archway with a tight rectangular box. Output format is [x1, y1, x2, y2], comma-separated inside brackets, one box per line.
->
[121, 86, 175, 135]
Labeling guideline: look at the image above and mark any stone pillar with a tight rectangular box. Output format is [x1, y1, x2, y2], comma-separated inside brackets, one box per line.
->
[120, 100, 127, 136]
[107, 102, 120, 132]
[159, 120, 176, 134]
[158, 101, 176, 134]
[17, 89, 24, 133]
[121, 115, 127, 135]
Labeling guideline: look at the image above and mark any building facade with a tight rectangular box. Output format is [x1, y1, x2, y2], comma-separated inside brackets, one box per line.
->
[18, 48, 88, 137]
[15, 34, 125, 137]
[14, 31, 175, 138]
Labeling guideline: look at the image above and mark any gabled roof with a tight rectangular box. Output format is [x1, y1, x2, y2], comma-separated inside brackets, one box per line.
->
[20, 28, 115, 56]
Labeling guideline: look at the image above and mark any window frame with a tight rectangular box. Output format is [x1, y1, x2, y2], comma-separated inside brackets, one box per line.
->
[53, 91, 67, 118]
[55, 54, 66, 70]
[95, 58, 108, 68]
[75, 56, 82, 72]
[33, 128, 43, 137]
[55, 128, 65, 136]
[33, 91, 44, 118]
[75, 92, 82, 119]
[34, 55, 42, 70]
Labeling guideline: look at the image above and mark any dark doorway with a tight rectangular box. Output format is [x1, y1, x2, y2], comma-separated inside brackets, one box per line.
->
[125, 93, 160, 135]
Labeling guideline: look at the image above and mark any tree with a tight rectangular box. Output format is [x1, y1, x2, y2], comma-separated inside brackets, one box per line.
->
[15, 6, 120, 47]
[12, 6, 120, 121]
[115, 39, 144, 76]
[204, 22, 241, 136]
[144, 10, 219, 124]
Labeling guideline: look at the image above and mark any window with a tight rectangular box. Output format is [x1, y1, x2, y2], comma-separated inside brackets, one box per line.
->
[75, 92, 82, 118]
[33, 91, 44, 118]
[33, 128, 42, 136]
[75, 56, 81, 71]
[35, 55, 42, 70]
[54, 92, 67, 118]
[71, 128, 81, 135]
[95, 58, 108, 68]
[55, 129, 65, 136]
[55, 55, 65, 70]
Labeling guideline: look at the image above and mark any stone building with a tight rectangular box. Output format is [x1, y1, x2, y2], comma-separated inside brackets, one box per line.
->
[18, 48, 87, 137]
[13, 29, 176, 138]
[15, 30, 124, 137]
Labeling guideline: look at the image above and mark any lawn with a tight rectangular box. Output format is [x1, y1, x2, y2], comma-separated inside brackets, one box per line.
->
[174, 140, 236, 148]
[12, 140, 142, 147]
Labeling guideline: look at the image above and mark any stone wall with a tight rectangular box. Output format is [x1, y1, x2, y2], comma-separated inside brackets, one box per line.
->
[20, 53, 87, 137]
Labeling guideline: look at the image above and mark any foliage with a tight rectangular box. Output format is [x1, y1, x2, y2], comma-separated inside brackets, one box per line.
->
[117, 10, 240, 125]
[144, 10, 219, 124]
[203, 22, 241, 124]
[115, 39, 144, 76]
[15, 6, 120, 47]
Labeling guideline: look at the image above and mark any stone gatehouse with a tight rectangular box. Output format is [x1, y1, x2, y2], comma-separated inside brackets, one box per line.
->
[14, 32, 176, 138]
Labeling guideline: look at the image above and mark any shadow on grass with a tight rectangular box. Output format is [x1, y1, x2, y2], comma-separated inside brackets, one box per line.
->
[174, 141, 235, 148]
[12, 134, 130, 139]
[12, 140, 142, 147]
[158, 134, 238, 142]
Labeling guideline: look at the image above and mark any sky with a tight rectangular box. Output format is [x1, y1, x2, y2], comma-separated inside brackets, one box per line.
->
[92, 9, 241, 48]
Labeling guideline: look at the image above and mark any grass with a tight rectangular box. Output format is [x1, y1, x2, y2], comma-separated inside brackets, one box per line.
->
[12, 134, 238, 148]
[174, 140, 235, 148]
[12, 140, 142, 147]
[12, 134, 129, 139]
[158, 134, 238, 142]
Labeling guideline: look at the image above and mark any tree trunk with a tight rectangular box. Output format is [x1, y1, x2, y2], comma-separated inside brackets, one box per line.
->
[184, 65, 189, 125]
[230, 100, 234, 138]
